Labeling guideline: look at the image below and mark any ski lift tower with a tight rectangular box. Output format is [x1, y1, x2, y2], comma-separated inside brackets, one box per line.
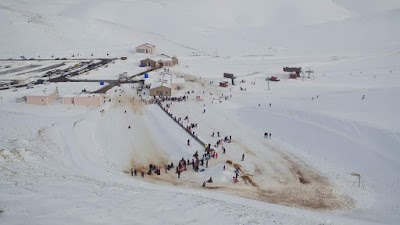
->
[305, 67, 314, 78]
[223, 73, 236, 85]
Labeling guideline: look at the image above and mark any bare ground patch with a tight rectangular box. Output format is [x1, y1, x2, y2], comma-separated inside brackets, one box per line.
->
[120, 105, 354, 210]
[241, 175, 258, 187]
[112, 93, 145, 115]
[127, 149, 354, 210]
[135, 156, 352, 210]
[253, 184, 354, 210]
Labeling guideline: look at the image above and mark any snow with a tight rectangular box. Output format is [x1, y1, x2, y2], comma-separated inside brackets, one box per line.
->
[0, 61, 77, 81]
[25, 88, 56, 96]
[71, 57, 148, 80]
[150, 82, 171, 89]
[0, 0, 400, 224]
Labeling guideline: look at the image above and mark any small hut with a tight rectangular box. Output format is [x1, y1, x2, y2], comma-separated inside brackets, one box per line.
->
[150, 82, 172, 96]
[136, 43, 156, 54]
[140, 58, 158, 67]
[219, 81, 229, 87]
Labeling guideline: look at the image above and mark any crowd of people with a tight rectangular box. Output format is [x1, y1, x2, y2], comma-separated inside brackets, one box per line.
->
[127, 96, 246, 187]
[124, 80, 273, 188]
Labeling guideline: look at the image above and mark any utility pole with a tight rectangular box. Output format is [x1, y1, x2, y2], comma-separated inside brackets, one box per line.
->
[306, 67, 314, 78]
[267, 80, 270, 91]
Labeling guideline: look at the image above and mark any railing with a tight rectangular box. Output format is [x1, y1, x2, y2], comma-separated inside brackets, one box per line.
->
[155, 100, 206, 148]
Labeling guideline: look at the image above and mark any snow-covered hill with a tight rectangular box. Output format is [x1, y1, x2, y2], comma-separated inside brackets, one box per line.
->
[0, 0, 399, 57]
[1, 0, 400, 224]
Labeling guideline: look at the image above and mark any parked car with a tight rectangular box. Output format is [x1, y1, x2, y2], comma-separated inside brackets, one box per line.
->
[268, 76, 280, 82]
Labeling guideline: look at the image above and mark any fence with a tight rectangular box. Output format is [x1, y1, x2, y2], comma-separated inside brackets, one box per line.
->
[156, 100, 206, 148]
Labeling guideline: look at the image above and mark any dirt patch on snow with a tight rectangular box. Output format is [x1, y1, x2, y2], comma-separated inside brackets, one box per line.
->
[241, 175, 258, 187]
[126, 126, 169, 171]
[120, 103, 353, 211]
[128, 99, 144, 115]
[232, 163, 241, 170]
[111, 92, 144, 115]
[252, 184, 353, 210]
[127, 156, 353, 211]
[232, 143, 353, 209]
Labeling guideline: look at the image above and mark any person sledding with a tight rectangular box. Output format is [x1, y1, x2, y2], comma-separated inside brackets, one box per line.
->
[233, 176, 238, 183]
[207, 177, 213, 183]
[234, 169, 239, 179]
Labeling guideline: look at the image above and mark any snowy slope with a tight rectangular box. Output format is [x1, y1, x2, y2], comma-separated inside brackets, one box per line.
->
[0, 0, 399, 57]
[1, 0, 400, 225]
